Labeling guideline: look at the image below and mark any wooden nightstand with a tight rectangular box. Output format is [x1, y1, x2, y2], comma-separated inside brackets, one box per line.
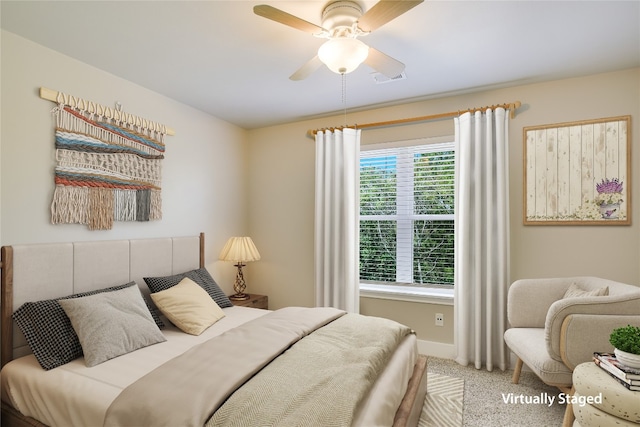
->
[230, 294, 268, 310]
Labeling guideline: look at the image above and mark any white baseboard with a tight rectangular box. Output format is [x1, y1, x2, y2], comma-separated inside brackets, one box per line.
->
[417, 341, 524, 372]
[416, 339, 456, 359]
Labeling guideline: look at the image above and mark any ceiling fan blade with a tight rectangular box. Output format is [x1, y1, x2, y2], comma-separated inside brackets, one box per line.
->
[290, 56, 323, 81]
[357, 0, 424, 32]
[254, 4, 326, 34]
[364, 47, 405, 78]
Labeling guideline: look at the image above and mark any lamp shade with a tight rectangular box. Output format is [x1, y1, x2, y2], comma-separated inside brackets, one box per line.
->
[219, 237, 261, 263]
[318, 37, 369, 75]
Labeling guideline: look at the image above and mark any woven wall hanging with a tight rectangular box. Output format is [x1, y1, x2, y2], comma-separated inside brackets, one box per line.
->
[46, 89, 172, 230]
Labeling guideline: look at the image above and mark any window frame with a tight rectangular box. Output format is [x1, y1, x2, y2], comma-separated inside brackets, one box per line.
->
[359, 136, 455, 304]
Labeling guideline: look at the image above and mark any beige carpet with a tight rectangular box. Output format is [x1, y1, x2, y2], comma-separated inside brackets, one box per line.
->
[423, 356, 566, 427]
[419, 372, 465, 427]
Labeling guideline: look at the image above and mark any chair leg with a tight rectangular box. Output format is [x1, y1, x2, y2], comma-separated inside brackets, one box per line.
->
[512, 357, 523, 384]
[561, 386, 575, 427]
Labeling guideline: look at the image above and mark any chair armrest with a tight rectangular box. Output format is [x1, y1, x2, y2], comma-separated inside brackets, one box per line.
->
[507, 278, 572, 328]
[560, 314, 640, 369]
[546, 294, 640, 362]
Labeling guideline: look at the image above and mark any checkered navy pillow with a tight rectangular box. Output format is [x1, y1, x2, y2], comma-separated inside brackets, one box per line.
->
[144, 268, 232, 308]
[12, 282, 164, 371]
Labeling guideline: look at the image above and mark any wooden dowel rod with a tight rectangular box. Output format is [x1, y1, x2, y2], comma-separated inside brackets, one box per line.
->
[39, 87, 176, 136]
[1, 246, 14, 368]
[307, 101, 521, 138]
[199, 232, 205, 269]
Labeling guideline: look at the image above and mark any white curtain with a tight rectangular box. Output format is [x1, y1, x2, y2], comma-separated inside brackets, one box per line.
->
[314, 128, 361, 313]
[454, 108, 510, 371]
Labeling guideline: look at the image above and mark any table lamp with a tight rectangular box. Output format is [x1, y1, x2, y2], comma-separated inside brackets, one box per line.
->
[219, 236, 261, 301]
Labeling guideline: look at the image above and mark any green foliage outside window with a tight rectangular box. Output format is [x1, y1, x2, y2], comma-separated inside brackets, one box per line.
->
[360, 149, 455, 287]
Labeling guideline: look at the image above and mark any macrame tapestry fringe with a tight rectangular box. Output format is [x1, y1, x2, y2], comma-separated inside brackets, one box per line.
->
[50, 105, 164, 230]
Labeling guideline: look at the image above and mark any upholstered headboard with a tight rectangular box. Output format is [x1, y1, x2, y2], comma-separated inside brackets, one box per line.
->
[0, 233, 204, 367]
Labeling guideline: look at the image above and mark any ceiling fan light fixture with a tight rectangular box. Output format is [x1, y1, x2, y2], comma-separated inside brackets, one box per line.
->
[318, 37, 369, 75]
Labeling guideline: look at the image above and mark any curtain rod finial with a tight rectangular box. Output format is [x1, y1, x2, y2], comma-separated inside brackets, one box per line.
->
[510, 101, 522, 119]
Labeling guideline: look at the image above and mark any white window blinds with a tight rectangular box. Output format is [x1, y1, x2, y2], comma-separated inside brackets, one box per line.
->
[360, 142, 455, 287]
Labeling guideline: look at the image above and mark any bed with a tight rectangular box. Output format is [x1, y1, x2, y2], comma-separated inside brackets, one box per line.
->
[0, 233, 428, 427]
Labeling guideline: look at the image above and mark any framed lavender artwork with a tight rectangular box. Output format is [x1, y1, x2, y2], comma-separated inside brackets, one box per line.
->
[523, 116, 631, 225]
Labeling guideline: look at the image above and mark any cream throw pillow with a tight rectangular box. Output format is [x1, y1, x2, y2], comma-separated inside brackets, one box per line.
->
[151, 277, 225, 335]
[563, 282, 609, 299]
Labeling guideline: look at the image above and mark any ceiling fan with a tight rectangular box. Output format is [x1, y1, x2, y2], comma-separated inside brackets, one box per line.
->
[254, 0, 424, 80]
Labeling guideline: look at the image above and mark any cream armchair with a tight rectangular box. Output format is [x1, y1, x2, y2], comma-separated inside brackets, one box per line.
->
[504, 277, 640, 426]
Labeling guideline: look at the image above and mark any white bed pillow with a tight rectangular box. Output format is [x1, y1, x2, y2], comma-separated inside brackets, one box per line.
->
[58, 284, 166, 367]
[151, 277, 226, 335]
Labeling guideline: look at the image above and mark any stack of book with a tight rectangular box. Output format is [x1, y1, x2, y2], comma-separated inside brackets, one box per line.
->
[593, 352, 640, 391]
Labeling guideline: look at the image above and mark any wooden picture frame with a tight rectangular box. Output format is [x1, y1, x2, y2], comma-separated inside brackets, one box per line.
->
[524, 116, 631, 225]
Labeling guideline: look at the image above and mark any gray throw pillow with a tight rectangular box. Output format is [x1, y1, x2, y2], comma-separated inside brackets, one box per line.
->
[13, 281, 163, 370]
[59, 284, 166, 367]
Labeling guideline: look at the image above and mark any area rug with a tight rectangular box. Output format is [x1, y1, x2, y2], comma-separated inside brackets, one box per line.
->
[418, 372, 464, 427]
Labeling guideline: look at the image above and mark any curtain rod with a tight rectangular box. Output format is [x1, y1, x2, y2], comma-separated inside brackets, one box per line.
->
[39, 87, 176, 136]
[307, 101, 521, 138]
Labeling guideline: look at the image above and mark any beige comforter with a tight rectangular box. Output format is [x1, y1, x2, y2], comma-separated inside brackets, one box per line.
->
[208, 311, 413, 427]
[104, 307, 412, 427]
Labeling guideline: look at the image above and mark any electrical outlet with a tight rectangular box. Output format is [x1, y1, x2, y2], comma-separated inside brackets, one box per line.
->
[435, 313, 444, 326]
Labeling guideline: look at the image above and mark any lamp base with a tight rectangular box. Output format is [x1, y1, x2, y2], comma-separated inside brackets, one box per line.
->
[229, 293, 250, 301]
[230, 263, 250, 301]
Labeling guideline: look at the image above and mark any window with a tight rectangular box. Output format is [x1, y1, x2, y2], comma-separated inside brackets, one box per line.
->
[359, 139, 455, 300]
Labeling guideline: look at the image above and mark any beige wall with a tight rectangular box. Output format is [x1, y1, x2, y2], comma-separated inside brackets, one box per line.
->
[0, 31, 249, 291]
[2, 29, 638, 346]
[247, 68, 640, 344]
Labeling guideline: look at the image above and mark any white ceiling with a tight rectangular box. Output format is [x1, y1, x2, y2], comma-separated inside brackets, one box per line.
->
[2, 1, 639, 129]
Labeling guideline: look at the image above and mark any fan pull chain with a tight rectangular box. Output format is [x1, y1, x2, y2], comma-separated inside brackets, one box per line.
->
[342, 73, 347, 127]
